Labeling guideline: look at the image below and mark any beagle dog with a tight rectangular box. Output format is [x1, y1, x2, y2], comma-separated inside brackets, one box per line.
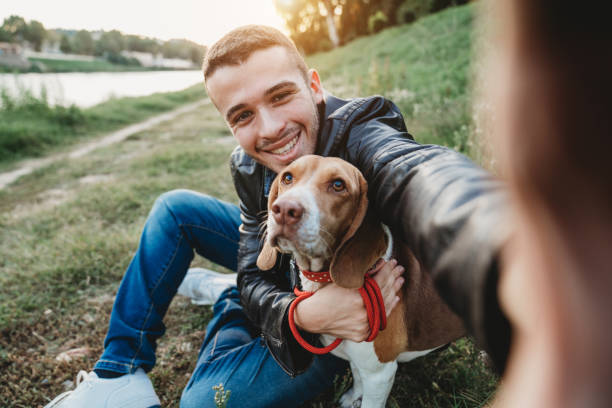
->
[257, 155, 464, 408]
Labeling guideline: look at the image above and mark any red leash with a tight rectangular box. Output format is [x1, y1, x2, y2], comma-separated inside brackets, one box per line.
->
[288, 288, 343, 354]
[288, 270, 387, 355]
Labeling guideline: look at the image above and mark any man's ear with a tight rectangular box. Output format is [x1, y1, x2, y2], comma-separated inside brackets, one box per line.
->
[308, 68, 324, 104]
[256, 175, 280, 271]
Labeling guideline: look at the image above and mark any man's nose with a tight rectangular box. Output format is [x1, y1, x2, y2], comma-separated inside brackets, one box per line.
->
[258, 108, 284, 140]
[271, 198, 304, 226]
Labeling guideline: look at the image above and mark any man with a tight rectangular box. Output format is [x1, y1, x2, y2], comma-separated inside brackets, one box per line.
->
[45, 25, 508, 407]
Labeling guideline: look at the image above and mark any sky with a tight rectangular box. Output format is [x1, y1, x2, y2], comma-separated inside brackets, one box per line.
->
[0, 0, 287, 46]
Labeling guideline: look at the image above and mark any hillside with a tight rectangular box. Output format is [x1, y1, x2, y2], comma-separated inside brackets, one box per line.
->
[309, 4, 475, 154]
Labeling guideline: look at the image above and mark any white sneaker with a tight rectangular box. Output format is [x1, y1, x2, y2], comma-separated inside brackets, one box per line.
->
[44, 368, 160, 408]
[177, 268, 237, 305]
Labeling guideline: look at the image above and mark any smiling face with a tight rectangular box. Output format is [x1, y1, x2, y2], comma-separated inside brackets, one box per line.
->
[205, 46, 324, 173]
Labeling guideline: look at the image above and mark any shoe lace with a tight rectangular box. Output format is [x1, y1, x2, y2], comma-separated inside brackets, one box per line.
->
[44, 371, 93, 407]
[75, 370, 94, 389]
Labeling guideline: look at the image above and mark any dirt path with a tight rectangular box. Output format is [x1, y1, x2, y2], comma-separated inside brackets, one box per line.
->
[0, 98, 210, 190]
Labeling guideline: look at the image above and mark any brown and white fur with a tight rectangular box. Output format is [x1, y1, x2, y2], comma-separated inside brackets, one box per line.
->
[257, 155, 465, 408]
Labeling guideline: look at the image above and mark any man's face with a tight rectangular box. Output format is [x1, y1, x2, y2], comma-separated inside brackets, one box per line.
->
[206, 46, 324, 173]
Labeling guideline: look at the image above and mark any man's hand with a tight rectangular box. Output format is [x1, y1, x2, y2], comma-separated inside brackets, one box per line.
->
[293, 259, 404, 342]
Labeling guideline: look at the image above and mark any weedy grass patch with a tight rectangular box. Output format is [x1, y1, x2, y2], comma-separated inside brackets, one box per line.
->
[0, 104, 237, 407]
[0, 83, 206, 168]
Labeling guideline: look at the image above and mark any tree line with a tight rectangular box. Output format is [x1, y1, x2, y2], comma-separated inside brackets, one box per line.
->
[275, 0, 470, 55]
[0, 15, 205, 65]
[1, 1, 468, 65]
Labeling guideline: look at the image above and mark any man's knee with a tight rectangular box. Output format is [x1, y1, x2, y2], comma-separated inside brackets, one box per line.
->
[156, 189, 209, 212]
[179, 382, 218, 408]
[151, 189, 213, 222]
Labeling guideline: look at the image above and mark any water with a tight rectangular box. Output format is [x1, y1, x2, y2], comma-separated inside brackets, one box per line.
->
[0, 70, 204, 108]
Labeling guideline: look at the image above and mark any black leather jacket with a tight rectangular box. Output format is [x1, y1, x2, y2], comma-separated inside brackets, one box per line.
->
[231, 94, 511, 377]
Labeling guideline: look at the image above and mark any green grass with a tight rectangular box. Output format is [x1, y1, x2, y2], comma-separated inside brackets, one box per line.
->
[0, 104, 236, 406]
[0, 3, 498, 407]
[307, 4, 477, 156]
[0, 83, 207, 169]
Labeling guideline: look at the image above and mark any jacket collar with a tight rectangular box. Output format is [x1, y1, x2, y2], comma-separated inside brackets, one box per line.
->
[315, 92, 349, 156]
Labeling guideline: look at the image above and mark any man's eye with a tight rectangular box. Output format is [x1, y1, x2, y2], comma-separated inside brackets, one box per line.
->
[272, 92, 290, 102]
[235, 111, 252, 123]
[281, 172, 293, 184]
[331, 179, 345, 191]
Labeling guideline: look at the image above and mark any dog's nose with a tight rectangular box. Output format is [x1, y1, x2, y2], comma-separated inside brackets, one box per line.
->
[271, 199, 304, 226]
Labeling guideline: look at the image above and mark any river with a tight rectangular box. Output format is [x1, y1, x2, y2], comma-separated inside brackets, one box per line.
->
[0, 70, 204, 108]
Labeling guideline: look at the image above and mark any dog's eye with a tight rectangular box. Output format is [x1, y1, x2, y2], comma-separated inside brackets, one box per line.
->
[331, 179, 345, 192]
[281, 172, 293, 185]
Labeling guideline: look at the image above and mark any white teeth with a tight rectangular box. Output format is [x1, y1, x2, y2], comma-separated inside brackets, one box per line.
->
[271, 136, 298, 155]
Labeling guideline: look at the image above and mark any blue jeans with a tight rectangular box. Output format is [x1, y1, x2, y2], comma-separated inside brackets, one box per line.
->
[95, 189, 348, 407]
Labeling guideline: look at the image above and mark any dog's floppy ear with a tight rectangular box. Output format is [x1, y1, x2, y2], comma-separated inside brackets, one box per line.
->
[330, 175, 386, 288]
[257, 175, 280, 271]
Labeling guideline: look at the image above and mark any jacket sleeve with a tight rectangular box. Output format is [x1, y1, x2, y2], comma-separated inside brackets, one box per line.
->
[341, 97, 512, 373]
[230, 149, 317, 375]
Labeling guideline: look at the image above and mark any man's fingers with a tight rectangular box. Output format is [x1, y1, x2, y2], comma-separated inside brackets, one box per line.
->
[381, 263, 404, 314]
[381, 263, 404, 293]
[393, 276, 405, 292]
[388, 265, 404, 287]
[394, 264, 405, 278]
[372, 259, 397, 284]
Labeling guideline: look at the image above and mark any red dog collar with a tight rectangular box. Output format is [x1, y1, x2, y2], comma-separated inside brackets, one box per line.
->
[300, 270, 333, 283]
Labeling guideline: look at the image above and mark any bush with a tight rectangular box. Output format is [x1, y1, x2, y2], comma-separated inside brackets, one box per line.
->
[396, 0, 435, 24]
[368, 11, 389, 34]
[396, 0, 470, 25]
[106, 52, 141, 66]
[0, 88, 85, 161]
[54, 105, 85, 126]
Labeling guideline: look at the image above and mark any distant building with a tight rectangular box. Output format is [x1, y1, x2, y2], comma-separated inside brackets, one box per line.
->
[0, 42, 23, 55]
[41, 38, 61, 54]
[23, 49, 97, 61]
[0, 42, 31, 69]
[90, 31, 103, 41]
[121, 50, 196, 69]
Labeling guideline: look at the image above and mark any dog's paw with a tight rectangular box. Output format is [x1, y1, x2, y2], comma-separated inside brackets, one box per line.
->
[339, 387, 362, 408]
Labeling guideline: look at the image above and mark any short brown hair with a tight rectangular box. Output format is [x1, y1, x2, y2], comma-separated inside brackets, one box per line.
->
[203, 25, 308, 82]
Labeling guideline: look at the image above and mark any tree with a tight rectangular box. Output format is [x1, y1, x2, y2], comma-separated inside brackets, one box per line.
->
[24, 20, 46, 51]
[0, 27, 10, 42]
[275, 0, 468, 54]
[126, 35, 160, 54]
[94, 30, 125, 56]
[160, 38, 204, 63]
[338, 0, 377, 43]
[1, 15, 27, 42]
[189, 44, 206, 65]
[275, 0, 342, 54]
[72, 30, 94, 55]
[320, 0, 340, 47]
[60, 34, 73, 53]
